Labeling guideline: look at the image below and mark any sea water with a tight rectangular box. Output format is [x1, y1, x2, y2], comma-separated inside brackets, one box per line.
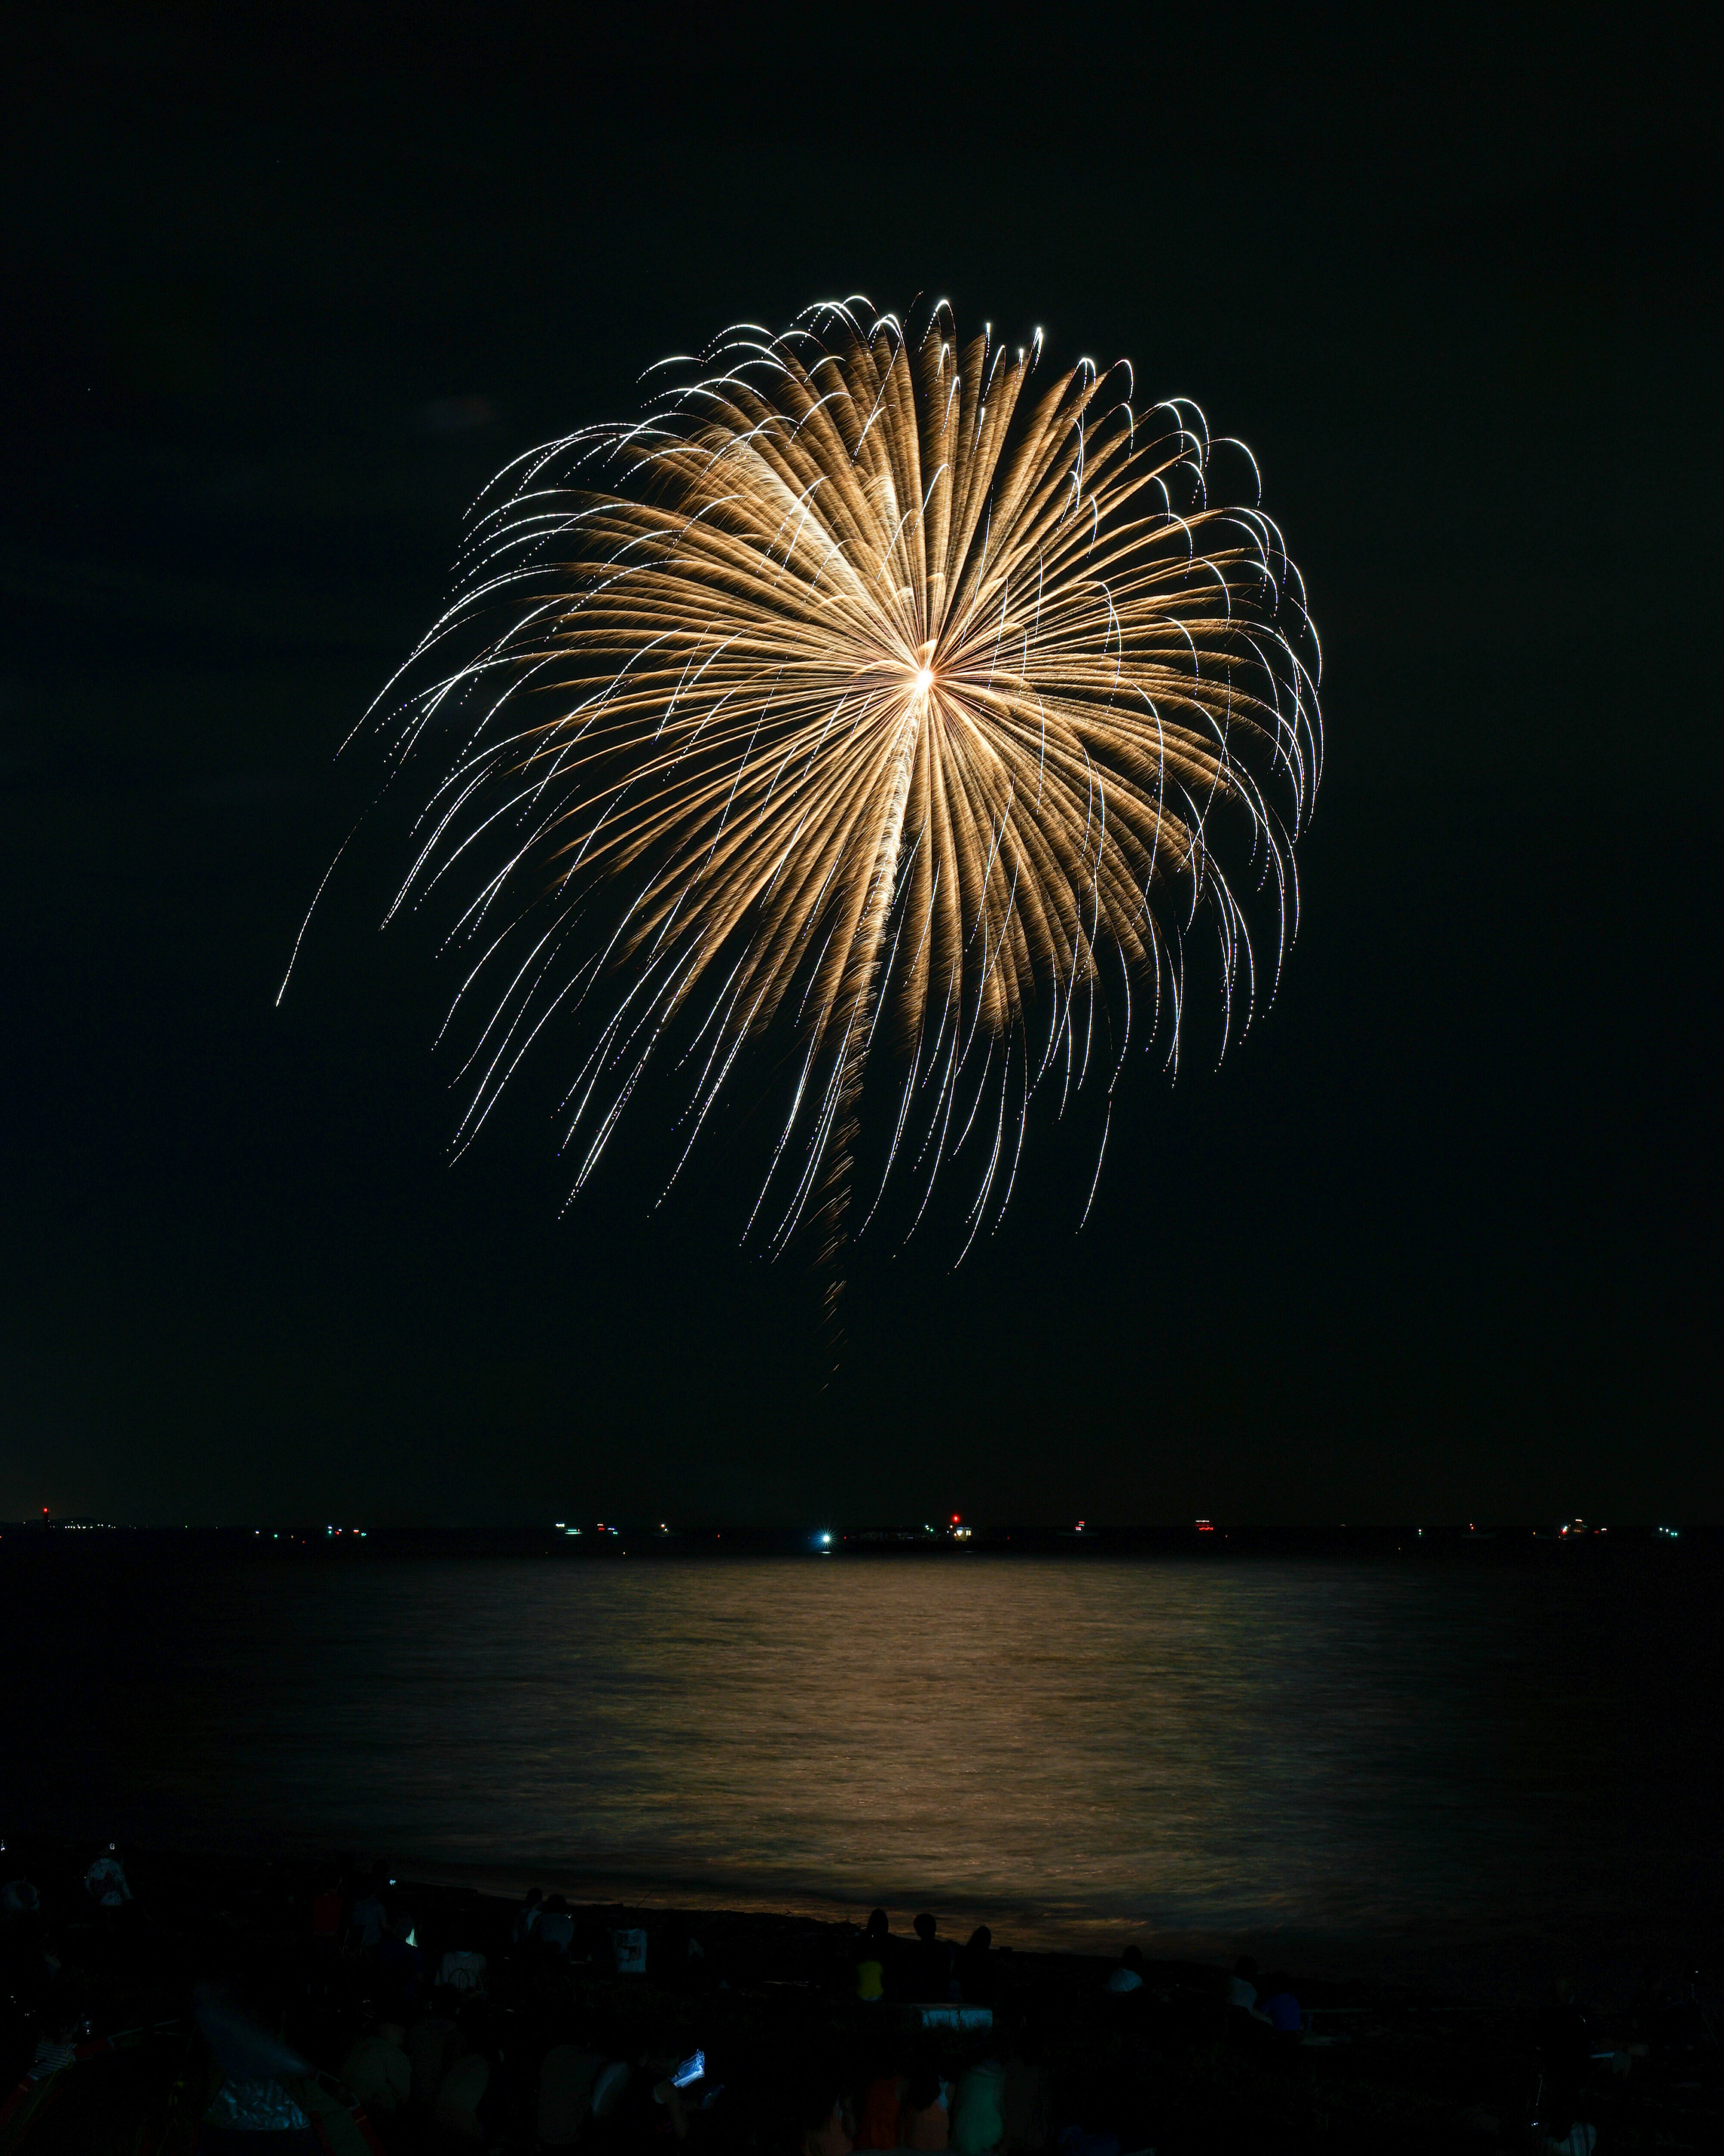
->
[5, 1553, 1717, 1998]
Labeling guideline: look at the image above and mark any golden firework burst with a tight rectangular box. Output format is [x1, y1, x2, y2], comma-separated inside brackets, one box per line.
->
[312, 299, 1321, 1281]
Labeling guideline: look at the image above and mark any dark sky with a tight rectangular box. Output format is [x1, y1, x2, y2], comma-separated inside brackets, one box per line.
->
[3, 7, 1718, 1526]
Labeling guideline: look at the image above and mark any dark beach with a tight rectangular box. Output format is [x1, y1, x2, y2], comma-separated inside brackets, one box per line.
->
[3, 1831, 1720, 2153]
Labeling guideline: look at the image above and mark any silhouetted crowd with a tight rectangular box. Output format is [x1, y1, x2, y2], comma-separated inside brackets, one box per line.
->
[2, 1840, 1716, 2152]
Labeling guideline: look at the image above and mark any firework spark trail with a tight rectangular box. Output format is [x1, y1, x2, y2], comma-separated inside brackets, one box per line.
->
[332, 299, 1322, 1304]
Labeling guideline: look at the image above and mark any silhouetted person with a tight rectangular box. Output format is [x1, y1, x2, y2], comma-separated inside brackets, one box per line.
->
[1103, 1945, 1144, 1994]
[958, 1925, 995, 2004]
[84, 1844, 132, 1908]
[910, 1913, 952, 2000]
[378, 1909, 424, 2008]
[952, 2058, 1005, 2154]
[1227, 1955, 1259, 2015]
[430, 2005, 492, 2149]
[855, 2046, 903, 2149]
[0, 1874, 49, 2019]
[800, 2082, 855, 2156]
[1001, 2035, 1050, 2155]
[1258, 1971, 1302, 2033]
[901, 2067, 950, 2151]
[1538, 1978, 1592, 2140]
[1, 1874, 40, 1919]
[537, 1894, 576, 1958]
[407, 1986, 461, 2120]
[856, 1908, 892, 2002]
[309, 1876, 344, 1944]
[339, 2016, 410, 2121]
[350, 1864, 389, 1951]
[537, 2037, 604, 2149]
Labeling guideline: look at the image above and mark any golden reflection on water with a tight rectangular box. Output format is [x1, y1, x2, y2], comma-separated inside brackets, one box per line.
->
[125, 1556, 1570, 1952]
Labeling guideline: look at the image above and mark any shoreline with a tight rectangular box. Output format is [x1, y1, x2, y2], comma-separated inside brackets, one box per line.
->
[9, 1824, 1698, 2014]
[387, 1859, 1683, 2017]
[8, 1825, 1720, 2015]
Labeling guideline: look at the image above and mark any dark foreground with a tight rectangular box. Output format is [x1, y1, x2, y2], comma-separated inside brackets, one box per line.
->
[1, 1838, 1719, 2154]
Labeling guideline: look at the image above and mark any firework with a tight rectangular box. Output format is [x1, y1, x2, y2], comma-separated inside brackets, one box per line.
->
[311, 299, 1320, 1280]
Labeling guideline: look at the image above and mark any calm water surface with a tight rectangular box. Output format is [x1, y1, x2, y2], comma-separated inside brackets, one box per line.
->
[7, 1554, 1718, 1994]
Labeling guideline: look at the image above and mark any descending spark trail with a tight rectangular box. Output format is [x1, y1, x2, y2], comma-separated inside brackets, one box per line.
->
[319, 298, 1322, 1302]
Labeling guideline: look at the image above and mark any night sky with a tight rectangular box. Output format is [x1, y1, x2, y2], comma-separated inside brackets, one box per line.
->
[4, 9, 1717, 1527]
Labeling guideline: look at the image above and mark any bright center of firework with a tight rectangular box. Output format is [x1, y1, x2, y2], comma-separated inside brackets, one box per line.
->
[913, 666, 935, 695]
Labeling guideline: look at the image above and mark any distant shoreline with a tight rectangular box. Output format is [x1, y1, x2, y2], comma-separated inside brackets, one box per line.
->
[4, 1521, 1712, 1561]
